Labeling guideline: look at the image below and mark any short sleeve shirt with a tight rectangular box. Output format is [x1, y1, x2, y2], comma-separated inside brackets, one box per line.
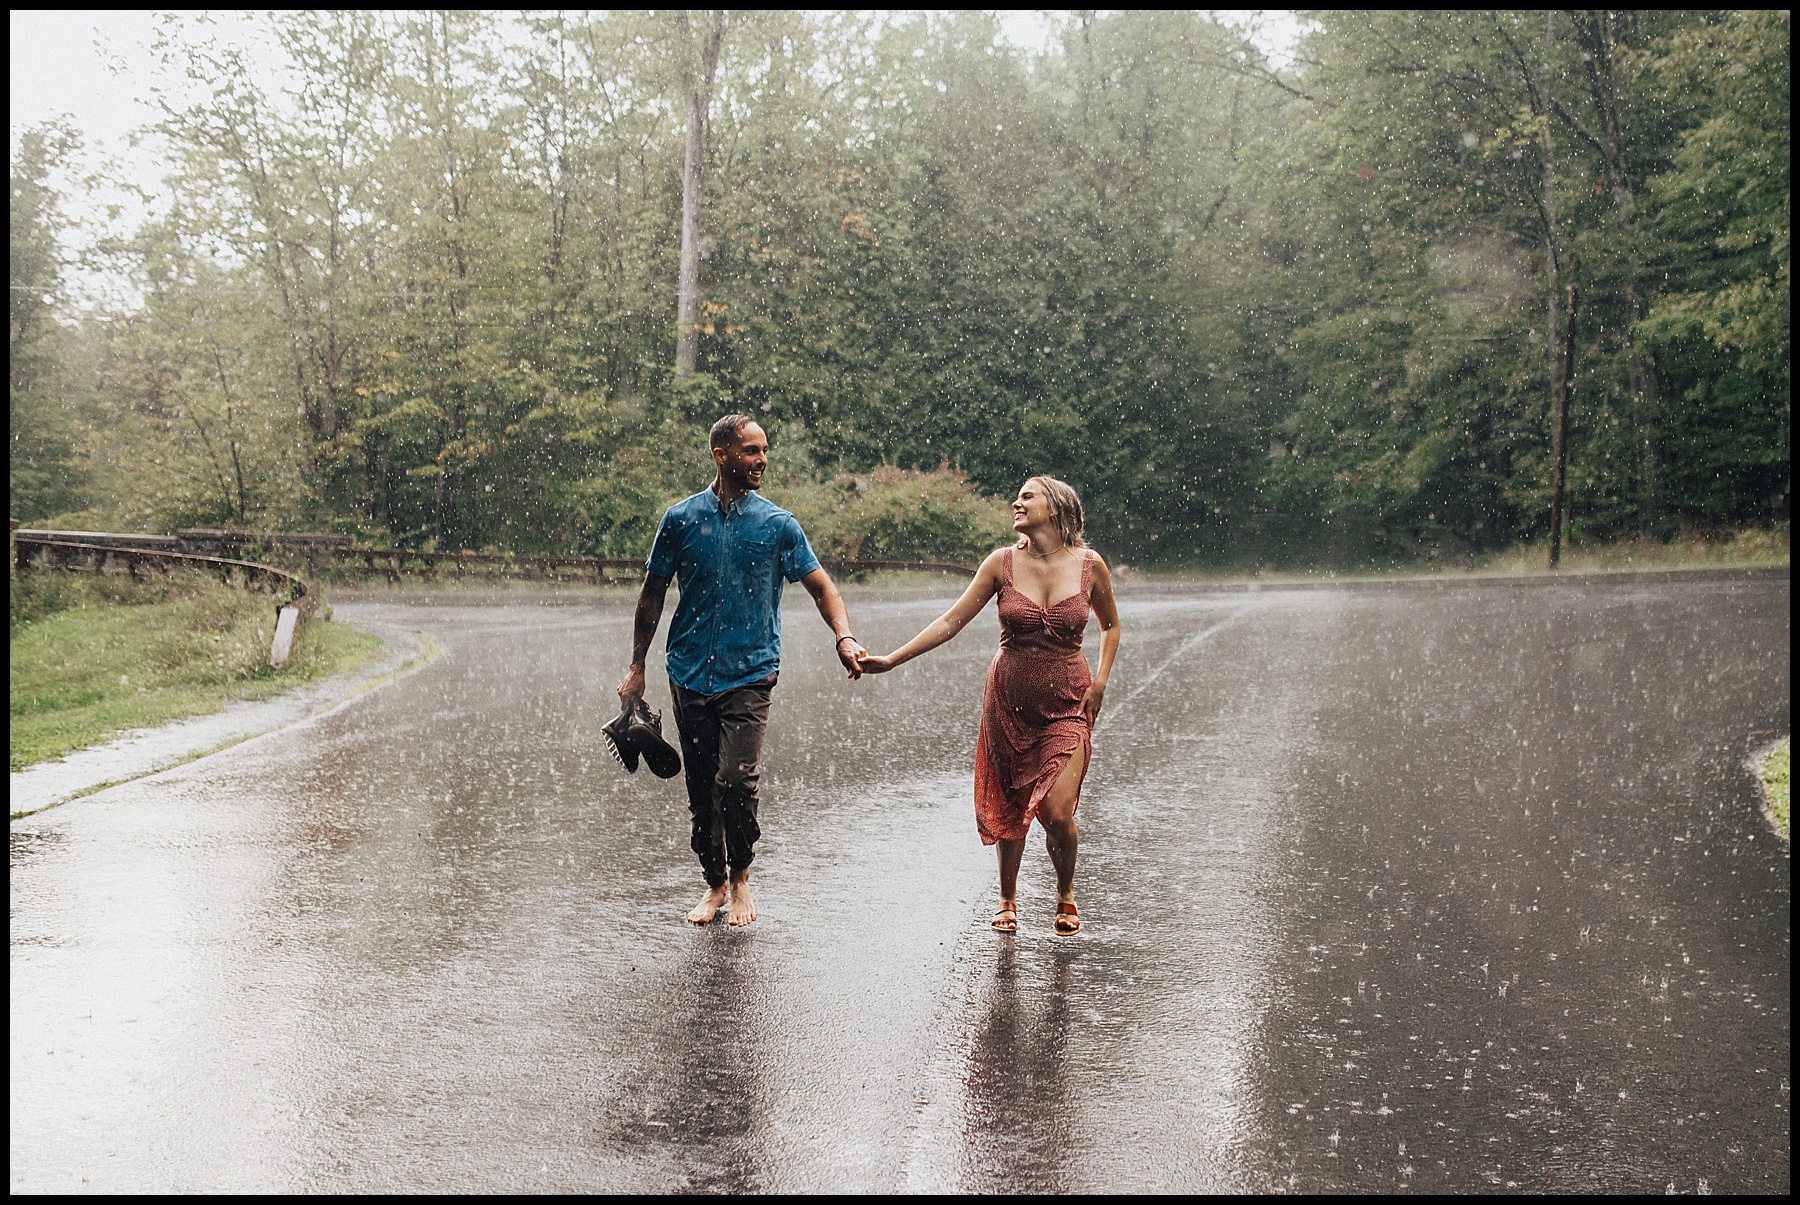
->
[646, 488, 823, 696]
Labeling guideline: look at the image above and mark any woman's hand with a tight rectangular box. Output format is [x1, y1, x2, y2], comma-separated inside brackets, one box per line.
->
[1081, 680, 1107, 725]
[857, 651, 897, 674]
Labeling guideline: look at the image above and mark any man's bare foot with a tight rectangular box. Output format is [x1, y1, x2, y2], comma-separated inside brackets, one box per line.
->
[687, 884, 728, 925]
[727, 871, 757, 927]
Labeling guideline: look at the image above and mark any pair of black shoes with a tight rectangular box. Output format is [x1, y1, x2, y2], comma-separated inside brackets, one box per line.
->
[602, 699, 682, 778]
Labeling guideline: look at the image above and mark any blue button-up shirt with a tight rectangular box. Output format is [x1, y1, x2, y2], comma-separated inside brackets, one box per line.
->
[646, 488, 823, 696]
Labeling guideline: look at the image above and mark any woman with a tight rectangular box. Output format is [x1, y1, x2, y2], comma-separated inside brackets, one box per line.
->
[859, 476, 1121, 934]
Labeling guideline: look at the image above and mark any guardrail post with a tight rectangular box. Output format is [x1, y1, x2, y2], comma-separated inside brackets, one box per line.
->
[270, 605, 301, 666]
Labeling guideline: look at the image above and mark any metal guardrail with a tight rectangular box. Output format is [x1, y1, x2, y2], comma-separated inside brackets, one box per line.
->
[14, 525, 978, 585]
[820, 559, 975, 577]
[322, 549, 978, 582]
[325, 549, 976, 580]
[332, 546, 647, 580]
[177, 528, 351, 555]
[14, 528, 180, 551]
[13, 535, 318, 666]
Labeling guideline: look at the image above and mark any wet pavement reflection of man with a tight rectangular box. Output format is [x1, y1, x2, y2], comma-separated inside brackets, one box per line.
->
[610, 933, 768, 1191]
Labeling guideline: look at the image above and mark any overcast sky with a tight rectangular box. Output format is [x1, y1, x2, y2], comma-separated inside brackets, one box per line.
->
[11, 9, 1305, 304]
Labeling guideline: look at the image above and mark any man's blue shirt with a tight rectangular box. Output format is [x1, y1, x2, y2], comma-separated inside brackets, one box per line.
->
[646, 488, 823, 696]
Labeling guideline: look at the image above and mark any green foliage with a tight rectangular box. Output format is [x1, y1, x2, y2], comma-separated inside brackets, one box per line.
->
[1640, 10, 1791, 525]
[9, 567, 381, 769]
[1759, 738, 1789, 838]
[1478, 520, 1789, 575]
[11, 10, 1790, 567]
[768, 466, 1014, 566]
[1239, 10, 1789, 557]
[10, 122, 88, 522]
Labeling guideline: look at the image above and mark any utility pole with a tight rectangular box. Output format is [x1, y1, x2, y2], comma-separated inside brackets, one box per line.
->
[1548, 283, 1577, 570]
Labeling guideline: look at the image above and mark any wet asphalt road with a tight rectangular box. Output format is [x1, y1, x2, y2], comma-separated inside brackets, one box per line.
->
[11, 572, 1789, 1193]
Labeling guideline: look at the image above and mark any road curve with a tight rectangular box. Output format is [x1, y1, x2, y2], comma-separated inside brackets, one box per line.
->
[10, 574, 1789, 1192]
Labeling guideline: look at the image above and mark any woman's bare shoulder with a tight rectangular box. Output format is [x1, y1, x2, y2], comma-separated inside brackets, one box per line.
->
[960, 547, 1007, 586]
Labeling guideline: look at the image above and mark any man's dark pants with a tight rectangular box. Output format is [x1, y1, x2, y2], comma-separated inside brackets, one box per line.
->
[670, 674, 776, 889]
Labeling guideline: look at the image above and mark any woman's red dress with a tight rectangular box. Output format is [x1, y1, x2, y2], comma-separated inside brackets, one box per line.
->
[973, 548, 1095, 844]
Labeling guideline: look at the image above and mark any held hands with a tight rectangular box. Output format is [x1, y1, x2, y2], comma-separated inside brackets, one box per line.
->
[857, 650, 896, 674]
[836, 636, 868, 680]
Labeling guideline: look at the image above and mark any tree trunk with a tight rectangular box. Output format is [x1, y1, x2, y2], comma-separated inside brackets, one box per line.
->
[1549, 285, 1577, 569]
[674, 11, 725, 380]
[1570, 10, 1659, 534]
[1626, 327, 1659, 534]
[434, 467, 453, 548]
[1535, 11, 1569, 556]
[230, 433, 248, 525]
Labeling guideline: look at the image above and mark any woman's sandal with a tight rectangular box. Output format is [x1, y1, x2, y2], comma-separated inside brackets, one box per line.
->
[1054, 902, 1081, 935]
[990, 907, 1019, 933]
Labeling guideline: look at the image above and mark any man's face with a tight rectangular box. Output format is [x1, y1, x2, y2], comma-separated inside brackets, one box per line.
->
[713, 422, 769, 491]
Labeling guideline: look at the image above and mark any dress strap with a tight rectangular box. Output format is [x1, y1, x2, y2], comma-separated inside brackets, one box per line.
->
[1003, 546, 1015, 587]
[1080, 548, 1095, 594]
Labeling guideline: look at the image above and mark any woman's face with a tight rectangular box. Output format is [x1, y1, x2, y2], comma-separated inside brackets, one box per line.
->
[1012, 480, 1053, 532]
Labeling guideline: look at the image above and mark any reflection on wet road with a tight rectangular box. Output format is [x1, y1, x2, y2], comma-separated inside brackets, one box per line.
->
[11, 574, 1789, 1192]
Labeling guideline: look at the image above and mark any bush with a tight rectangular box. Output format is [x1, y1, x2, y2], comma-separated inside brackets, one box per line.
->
[769, 466, 1014, 566]
[10, 567, 279, 676]
[11, 561, 84, 628]
[1760, 738, 1789, 838]
[11, 558, 241, 630]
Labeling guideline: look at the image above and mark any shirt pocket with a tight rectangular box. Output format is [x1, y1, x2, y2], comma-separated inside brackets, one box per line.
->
[733, 536, 780, 592]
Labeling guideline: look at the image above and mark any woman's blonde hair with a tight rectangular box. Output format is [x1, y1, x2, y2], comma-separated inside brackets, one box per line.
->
[1025, 475, 1086, 549]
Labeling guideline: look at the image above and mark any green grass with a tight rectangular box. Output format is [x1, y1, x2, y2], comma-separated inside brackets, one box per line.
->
[1758, 738, 1789, 839]
[1127, 523, 1790, 582]
[10, 568, 384, 771]
[1477, 524, 1790, 577]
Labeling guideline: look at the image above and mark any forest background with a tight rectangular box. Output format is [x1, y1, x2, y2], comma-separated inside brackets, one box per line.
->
[9, 10, 1789, 570]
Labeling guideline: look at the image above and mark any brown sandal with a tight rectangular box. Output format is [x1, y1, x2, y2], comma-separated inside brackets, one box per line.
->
[990, 907, 1018, 933]
[1054, 902, 1081, 935]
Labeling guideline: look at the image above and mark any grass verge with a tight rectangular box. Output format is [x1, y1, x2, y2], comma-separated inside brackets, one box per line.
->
[1131, 522, 1789, 581]
[1757, 738, 1789, 839]
[1477, 525, 1789, 576]
[10, 568, 384, 771]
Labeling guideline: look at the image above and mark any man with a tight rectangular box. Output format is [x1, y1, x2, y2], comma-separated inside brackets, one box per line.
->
[617, 414, 866, 926]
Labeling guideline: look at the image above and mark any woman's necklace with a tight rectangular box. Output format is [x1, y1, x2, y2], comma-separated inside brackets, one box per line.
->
[1022, 540, 1068, 559]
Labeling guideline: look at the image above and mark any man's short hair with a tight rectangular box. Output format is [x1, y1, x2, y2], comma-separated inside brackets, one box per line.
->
[709, 413, 760, 451]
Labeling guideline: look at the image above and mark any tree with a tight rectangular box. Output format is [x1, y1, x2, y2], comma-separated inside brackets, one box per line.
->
[10, 122, 86, 522]
[21, 9, 1783, 563]
[1640, 10, 1790, 524]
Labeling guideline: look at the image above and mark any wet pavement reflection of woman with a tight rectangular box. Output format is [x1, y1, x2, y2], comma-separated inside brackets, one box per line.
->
[860, 477, 1121, 934]
[954, 943, 1079, 1190]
